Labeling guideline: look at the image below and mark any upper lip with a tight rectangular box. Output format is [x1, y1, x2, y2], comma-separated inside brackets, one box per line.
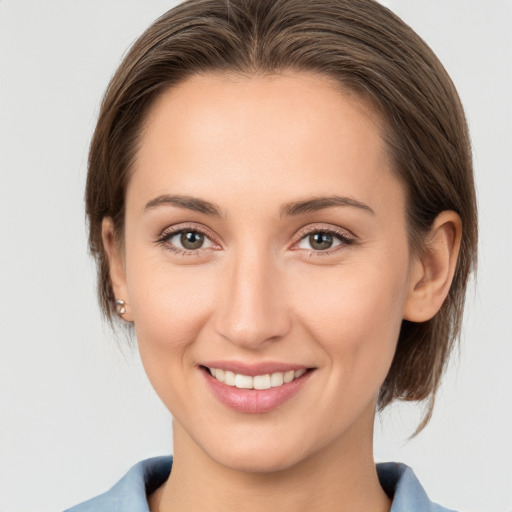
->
[200, 360, 311, 376]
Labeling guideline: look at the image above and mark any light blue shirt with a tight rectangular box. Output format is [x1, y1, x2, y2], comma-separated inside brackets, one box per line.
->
[64, 456, 455, 512]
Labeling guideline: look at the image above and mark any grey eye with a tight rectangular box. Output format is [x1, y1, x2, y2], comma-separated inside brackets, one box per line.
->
[296, 231, 344, 251]
[166, 230, 214, 251]
[308, 232, 334, 250]
[180, 231, 204, 250]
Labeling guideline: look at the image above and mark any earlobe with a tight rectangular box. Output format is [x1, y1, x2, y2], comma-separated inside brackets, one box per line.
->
[403, 211, 462, 322]
[101, 218, 133, 322]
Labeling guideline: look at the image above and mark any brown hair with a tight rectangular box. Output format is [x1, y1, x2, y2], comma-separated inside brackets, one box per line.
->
[86, 0, 477, 430]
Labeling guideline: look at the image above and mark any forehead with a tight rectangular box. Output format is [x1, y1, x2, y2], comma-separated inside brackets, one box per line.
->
[130, 70, 402, 216]
[141, 70, 384, 150]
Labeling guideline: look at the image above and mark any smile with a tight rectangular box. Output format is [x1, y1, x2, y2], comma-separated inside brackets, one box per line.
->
[207, 367, 307, 390]
[201, 363, 314, 414]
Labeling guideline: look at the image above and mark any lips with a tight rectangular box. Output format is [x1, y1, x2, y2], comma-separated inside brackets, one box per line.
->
[200, 361, 314, 414]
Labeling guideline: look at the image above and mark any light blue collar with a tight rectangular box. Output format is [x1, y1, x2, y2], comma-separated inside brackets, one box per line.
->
[64, 456, 455, 512]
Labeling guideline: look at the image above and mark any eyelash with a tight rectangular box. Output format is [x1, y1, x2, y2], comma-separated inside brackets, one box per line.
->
[293, 225, 355, 257]
[156, 224, 217, 257]
[155, 224, 355, 257]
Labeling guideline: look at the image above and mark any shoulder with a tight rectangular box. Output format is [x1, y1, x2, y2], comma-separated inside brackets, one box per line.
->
[63, 456, 173, 512]
[377, 462, 457, 512]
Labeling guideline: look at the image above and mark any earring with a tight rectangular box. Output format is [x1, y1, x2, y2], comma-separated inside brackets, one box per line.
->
[115, 299, 126, 315]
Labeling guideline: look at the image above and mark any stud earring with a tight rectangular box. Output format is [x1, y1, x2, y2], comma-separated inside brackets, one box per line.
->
[115, 299, 126, 315]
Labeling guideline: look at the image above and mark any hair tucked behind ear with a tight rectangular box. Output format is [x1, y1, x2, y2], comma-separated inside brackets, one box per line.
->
[86, 0, 477, 432]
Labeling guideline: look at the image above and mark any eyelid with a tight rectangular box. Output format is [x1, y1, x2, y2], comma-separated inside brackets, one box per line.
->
[156, 222, 222, 252]
[293, 223, 356, 242]
[155, 222, 355, 256]
[291, 223, 356, 253]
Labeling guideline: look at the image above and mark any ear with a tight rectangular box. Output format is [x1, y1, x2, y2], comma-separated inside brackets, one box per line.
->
[101, 217, 133, 322]
[403, 211, 462, 322]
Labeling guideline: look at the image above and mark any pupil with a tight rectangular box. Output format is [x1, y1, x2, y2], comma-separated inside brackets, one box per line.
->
[310, 232, 333, 250]
[181, 231, 204, 250]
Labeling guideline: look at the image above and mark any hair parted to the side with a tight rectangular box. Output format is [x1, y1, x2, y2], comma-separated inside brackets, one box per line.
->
[86, 0, 477, 432]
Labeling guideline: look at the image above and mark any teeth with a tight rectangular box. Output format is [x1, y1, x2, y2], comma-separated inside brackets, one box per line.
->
[283, 370, 295, 383]
[224, 370, 236, 386]
[270, 372, 284, 387]
[208, 367, 308, 389]
[235, 374, 253, 389]
[253, 374, 271, 390]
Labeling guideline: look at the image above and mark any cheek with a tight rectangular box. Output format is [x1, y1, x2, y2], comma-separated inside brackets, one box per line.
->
[294, 251, 409, 388]
[126, 230, 217, 333]
[125, 253, 218, 394]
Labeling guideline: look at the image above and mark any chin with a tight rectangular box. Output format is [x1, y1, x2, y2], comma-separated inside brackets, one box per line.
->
[201, 428, 320, 474]
[213, 447, 304, 474]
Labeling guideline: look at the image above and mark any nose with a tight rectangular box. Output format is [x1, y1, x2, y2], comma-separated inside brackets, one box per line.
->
[213, 246, 292, 350]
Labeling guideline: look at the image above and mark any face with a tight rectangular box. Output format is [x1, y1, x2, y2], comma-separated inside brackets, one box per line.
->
[109, 71, 419, 472]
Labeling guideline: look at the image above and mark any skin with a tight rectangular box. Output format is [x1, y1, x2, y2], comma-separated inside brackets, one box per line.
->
[103, 71, 461, 512]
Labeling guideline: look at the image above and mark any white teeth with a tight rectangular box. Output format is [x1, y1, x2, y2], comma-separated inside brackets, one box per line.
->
[253, 374, 271, 390]
[270, 372, 284, 387]
[208, 367, 308, 389]
[235, 374, 253, 389]
[283, 370, 295, 383]
[224, 370, 236, 386]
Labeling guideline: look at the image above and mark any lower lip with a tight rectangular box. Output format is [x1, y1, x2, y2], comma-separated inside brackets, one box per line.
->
[202, 368, 313, 414]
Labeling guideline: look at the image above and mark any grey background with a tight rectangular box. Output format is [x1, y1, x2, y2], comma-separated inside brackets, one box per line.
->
[1, 1, 511, 511]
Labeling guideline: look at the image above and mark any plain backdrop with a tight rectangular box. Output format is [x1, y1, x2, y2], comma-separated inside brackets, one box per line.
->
[1, 1, 511, 511]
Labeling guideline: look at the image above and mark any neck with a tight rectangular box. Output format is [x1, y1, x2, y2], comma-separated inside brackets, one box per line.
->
[150, 408, 390, 512]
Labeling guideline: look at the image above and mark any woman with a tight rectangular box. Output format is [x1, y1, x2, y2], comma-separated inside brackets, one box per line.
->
[66, 0, 477, 510]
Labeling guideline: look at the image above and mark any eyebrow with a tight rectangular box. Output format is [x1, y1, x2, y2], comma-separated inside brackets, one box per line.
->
[143, 193, 375, 217]
[144, 195, 222, 216]
[280, 195, 375, 217]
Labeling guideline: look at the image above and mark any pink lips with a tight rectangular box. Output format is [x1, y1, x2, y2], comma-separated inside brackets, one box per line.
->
[201, 361, 313, 414]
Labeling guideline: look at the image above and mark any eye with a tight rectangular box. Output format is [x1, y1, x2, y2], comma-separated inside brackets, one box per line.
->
[295, 228, 355, 254]
[158, 226, 217, 254]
